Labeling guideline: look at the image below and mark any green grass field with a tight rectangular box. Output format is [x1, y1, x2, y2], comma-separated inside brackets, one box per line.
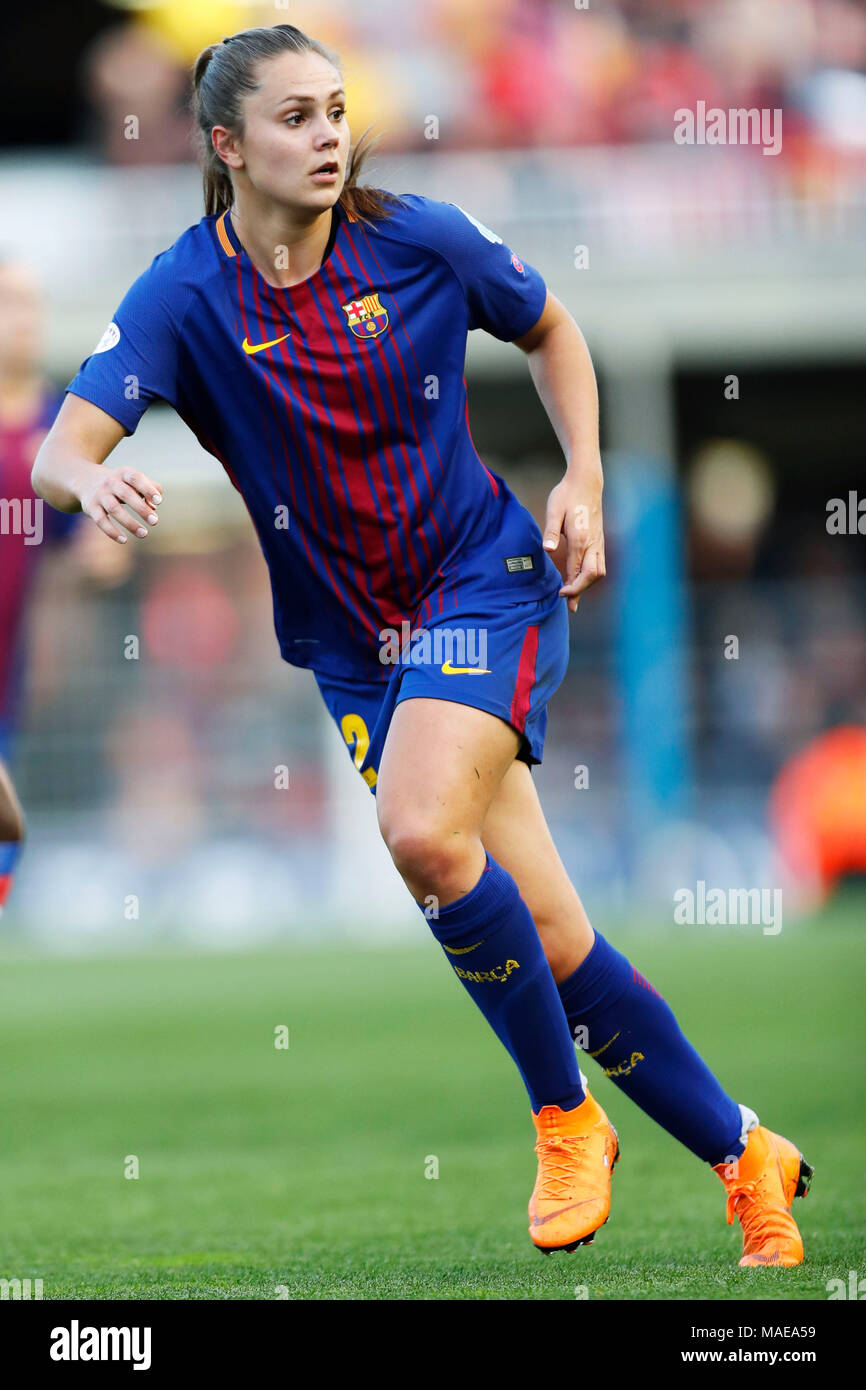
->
[1, 913, 863, 1300]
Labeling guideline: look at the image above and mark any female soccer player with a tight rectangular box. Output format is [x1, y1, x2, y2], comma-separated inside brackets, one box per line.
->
[33, 24, 811, 1263]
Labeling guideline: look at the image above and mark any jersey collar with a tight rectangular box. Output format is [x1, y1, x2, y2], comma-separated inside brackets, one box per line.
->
[215, 201, 348, 264]
[215, 206, 241, 257]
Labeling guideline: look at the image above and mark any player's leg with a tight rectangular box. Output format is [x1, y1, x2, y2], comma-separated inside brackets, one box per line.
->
[483, 756, 747, 1160]
[480, 758, 594, 982]
[340, 683, 582, 1102]
[375, 694, 618, 1252]
[375, 696, 582, 1106]
[0, 755, 25, 915]
[314, 596, 619, 1254]
[483, 758, 812, 1264]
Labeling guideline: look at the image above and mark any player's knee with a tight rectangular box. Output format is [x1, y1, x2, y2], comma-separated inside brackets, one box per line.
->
[379, 814, 472, 896]
[380, 820, 452, 881]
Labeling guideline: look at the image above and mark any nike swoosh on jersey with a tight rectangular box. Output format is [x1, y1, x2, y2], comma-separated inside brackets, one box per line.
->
[242, 333, 291, 355]
[440, 661, 492, 675]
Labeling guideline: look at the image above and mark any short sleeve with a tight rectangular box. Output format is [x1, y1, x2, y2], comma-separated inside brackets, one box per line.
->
[409, 198, 548, 342]
[65, 254, 185, 435]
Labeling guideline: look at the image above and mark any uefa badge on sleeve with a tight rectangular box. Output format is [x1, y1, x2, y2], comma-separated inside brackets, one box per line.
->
[93, 321, 121, 353]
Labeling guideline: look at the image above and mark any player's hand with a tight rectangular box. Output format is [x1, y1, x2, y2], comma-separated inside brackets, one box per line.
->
[542, 468, 605, 612]
[78, 466, 164, 544]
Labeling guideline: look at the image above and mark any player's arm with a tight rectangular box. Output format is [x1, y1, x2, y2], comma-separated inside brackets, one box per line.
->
[513, 291, 605, 612]
[31, 393, 164, 545]
[424, 199, 605, 612]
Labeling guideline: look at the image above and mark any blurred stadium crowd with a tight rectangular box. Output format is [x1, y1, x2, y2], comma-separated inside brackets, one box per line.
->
[72, 0, 866, 163]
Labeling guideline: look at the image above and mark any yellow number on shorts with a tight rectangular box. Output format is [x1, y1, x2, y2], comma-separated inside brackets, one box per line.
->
[340, 713, 378, 787]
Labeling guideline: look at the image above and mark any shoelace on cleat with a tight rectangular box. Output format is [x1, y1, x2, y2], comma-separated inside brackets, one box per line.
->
[534, 1133, 591, 1202]
[725, 1174, 796, 1249]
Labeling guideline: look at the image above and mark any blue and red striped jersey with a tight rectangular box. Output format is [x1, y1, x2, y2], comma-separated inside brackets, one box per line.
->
[66, 192, 562, 678]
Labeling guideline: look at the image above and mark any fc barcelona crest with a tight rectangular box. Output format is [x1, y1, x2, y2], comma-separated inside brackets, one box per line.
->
[342, 293, 389, 340]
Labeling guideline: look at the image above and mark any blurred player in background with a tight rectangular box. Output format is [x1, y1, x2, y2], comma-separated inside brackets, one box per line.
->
[0, 261, 80, 913]
[33, 25, 812, 1264]
[0, 260, 128, 914]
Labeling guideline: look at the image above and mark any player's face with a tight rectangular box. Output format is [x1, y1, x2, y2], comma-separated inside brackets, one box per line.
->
[232, 51, 350, 213]
[0, 265, 42, 372]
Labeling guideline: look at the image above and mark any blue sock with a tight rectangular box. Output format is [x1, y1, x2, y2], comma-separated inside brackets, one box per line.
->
[0, 840, 23, 912]
[558, 931, 744, 1164]
[421, 852, 585, 1114]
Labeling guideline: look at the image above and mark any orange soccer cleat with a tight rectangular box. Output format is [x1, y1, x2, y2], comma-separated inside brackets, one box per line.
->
[713, 1123, 814, 1267]
[528, 1089, 620, 1253]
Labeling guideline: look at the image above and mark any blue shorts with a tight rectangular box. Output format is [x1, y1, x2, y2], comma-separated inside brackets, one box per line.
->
[314, 589, 569, 793]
